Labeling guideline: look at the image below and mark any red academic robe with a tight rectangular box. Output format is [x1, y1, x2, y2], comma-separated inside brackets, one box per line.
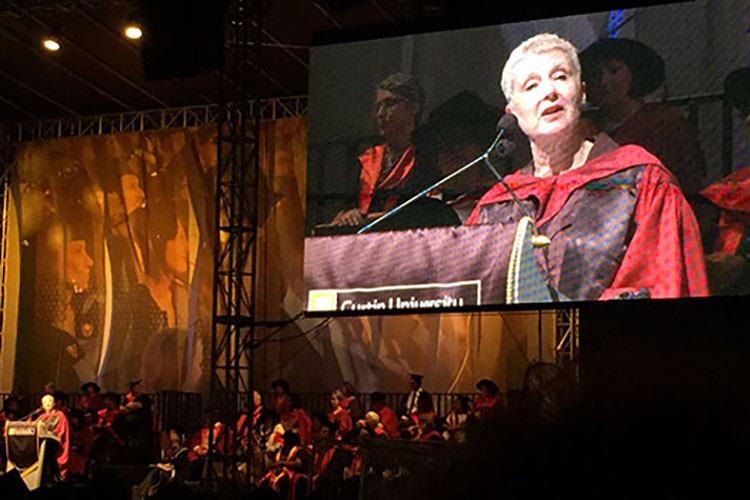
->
[466, 144, 709, 299]
[38, 410, 70, 480]
[96, 407, 122, 428]
[77, 394, 104, 413]
[293, 408, 313, 446]
[376, 406, 399, 438]
[329, 407, 353, 441]
[608, 103, 706, 196]
[701, 166, 750, 254]
[358, 144, 417, 213]
[269, 395, 292, 417]
[474, 395, 501, 419]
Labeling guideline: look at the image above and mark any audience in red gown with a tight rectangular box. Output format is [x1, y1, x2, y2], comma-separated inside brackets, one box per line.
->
[328, 390, 353, 441]
[77, 382, 104, 415]
[269, 378, 293, 417]
[10, 372, 511, 497]
[474, 379, 503, 420]
[370, 391, 399, 438]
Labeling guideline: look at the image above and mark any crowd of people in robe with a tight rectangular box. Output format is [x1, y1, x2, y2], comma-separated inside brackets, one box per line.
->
[0, 372, 506, 499]
[231, 374, 504, 500]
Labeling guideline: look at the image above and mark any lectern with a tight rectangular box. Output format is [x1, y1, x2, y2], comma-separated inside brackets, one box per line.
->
[4, 419, 61, 491]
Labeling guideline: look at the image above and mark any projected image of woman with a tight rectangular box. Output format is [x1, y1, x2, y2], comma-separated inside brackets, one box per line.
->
[99, 148, 163, 390]
[467, 33, 708, 299]
[138, 199, 192, 392]
[330, 73, 458, 230]
[23, 156, 104, 391]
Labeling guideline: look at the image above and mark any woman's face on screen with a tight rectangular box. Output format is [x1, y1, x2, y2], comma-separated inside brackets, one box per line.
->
[373, 89, 418, 140]
[588, 58, 633, 109]
[506, 49, 583, 143]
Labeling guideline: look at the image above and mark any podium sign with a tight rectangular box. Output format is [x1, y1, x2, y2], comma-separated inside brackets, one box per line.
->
[305, 223, 553, 312]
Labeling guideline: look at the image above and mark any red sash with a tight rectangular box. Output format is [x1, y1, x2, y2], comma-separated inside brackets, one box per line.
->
[358, 144, 416, 213]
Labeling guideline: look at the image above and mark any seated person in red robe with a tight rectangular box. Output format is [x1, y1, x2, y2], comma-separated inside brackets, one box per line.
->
[369, 392, 398, 438]
[579, 37, 712, 245]
[474, 379, 503, 420]
[235, 391, 264, 453]
[78, 382, 104, 418]
[329, 73, 459, 232]
[701, 67, 750, 295]
[310, 417, 338, 486]
[466, 33, 708, 300]
[36, 393, 70, 481]
[355, 411, 389, 438]
[405, 392, 437, 439]
[340, 381, 363, 422]
[328, 390, 353, 441]
[290, 396, 313, 446]
[269, 378, 293, 418]
[256, 431, 310, 499]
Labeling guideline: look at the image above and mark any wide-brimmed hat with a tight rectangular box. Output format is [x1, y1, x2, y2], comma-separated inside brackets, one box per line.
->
[476, 379, 500, 394]
[579, 38, 665, 98]
[270, 378, 290, 393]
[409, 373, 424, 384]
[81, 382, 101, 393]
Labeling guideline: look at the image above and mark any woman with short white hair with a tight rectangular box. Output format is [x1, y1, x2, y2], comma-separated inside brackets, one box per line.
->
[467, 33, 708, 300]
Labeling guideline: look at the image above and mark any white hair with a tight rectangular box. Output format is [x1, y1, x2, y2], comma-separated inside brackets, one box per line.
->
[501, 33, 581, 101]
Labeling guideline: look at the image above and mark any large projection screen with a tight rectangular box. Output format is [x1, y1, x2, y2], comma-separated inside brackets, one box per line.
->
[304, 0, 750, 314]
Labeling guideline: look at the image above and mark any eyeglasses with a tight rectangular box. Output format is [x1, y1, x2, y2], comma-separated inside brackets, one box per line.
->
[373, 96, 408, 114]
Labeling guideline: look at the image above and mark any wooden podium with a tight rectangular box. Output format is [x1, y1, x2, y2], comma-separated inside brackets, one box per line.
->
[4, 420, 61, 491]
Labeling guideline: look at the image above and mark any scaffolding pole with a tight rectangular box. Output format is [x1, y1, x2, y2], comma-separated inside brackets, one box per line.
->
[208, 0, 263, 486]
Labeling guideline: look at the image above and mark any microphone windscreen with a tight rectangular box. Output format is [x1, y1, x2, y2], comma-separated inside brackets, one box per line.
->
[496, 113, 518, 132]
[491, 139, 517, 161]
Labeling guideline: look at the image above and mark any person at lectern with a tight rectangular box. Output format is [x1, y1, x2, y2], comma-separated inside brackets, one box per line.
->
[36, 393, 70, 481]
[329, 72, 459, 231]
[466, 33, 708, 299]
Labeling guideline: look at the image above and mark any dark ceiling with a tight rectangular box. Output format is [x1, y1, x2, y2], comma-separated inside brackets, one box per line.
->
[0, 0, 667, 124]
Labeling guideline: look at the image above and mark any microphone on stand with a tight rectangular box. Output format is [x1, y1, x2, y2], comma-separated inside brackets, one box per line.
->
[357, 113, 520, 235]
[23, 407, 44, 421]
[480, 116, 551, 248]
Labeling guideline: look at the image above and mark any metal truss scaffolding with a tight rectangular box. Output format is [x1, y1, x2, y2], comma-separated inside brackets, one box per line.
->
[6, 96, 307, 143]
[208, 0, 262, 484]
[555, 308, 580, 365]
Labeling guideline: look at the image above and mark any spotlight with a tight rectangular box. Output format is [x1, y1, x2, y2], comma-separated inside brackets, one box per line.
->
[124, 5, 144, 41]
[42, 37, 61, 51]
[124, 25, 143, 40]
